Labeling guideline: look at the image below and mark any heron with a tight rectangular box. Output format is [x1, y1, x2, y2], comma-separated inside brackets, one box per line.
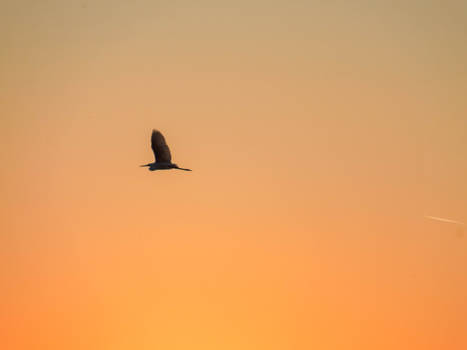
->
[140, 129, 192, 171]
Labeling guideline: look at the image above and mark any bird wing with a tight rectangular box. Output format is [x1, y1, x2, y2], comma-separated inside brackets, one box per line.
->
[425, 215, 464, 225]
[151, 129, 172, 163]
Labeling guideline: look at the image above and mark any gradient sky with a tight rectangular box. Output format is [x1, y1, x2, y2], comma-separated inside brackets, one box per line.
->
[1, 1, 467, 349]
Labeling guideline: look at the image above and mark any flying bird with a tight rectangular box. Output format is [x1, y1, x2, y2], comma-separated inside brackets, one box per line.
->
[141, 130, 192, 171]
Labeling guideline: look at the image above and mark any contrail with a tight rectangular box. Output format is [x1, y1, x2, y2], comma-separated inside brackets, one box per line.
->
[425, 215, 465, 225]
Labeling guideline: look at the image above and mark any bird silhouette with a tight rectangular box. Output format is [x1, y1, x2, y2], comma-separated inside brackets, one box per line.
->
[141, 130, 192, 171]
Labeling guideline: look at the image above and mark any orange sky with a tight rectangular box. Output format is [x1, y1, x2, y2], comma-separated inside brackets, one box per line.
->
[1, 1, 467, 349]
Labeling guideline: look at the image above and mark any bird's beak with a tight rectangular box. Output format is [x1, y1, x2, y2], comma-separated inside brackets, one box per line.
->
[140, 164, 150, 167]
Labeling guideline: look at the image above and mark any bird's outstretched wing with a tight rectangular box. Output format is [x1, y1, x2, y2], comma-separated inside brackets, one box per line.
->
[151, 129, 172, 163]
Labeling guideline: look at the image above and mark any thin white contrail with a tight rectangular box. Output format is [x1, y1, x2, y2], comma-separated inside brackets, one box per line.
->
[425, 215, 465, 225]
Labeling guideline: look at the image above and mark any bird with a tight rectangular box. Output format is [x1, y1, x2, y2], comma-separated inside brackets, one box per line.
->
[140, 129, 192, 171]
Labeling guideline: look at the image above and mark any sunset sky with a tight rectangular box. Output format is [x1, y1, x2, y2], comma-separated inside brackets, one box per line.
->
[1, 1, 466, 349]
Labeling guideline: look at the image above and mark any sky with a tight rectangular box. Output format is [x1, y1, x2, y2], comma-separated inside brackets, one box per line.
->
[1, 1, 467, 349]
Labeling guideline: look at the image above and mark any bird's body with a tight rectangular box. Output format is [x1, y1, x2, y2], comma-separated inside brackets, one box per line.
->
[146, 162, 191, 171]
[141, 130, 192, 172]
